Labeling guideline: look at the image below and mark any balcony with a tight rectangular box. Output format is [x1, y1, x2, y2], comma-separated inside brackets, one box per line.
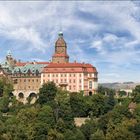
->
[59, 82, 68, 86]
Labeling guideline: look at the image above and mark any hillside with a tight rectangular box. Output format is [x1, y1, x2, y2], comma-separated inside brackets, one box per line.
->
[99, 82, 140, 90]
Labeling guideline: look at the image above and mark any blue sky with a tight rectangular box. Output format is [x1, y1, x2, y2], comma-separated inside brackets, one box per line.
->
[0, 1, 140, 83]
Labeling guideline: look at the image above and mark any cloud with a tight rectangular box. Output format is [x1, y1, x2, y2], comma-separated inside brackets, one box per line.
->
[0, 1, 139, 82]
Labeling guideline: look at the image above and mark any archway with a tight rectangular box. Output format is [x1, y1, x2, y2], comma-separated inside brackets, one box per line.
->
[89, 91, 92, 96]
[18, 92, 24, 99]
[28, 92, 37, 104]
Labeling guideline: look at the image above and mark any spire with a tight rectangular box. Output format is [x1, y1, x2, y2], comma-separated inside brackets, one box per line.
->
[58, 31, 63, 38]
[7, 50, 12, 57]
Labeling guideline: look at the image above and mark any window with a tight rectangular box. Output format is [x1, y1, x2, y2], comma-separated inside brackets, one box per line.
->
[28, 79, 30, 82]
[89, 81, 92, 89]
[69, 74, 71, 77]
[48, 74, 50, 77]
[65, 79, 66, 82]
[36, 79, 38, 82]
[69, 86, 71, 90]
[65, 74, 66, 77]
[61, 74, 63, 77]
[73, 79, 75, 83]
[14, 79, 18, 84]
[69, 79, 71, 83]
[79, 74, 81, 77]
[73, 74, 75, 77]
[79, 79, 81, 83]
[24, 79, 26, 82]
[32, 79, 34, 82]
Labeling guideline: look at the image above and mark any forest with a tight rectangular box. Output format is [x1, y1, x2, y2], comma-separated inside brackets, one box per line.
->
[0, 77, 140, 140]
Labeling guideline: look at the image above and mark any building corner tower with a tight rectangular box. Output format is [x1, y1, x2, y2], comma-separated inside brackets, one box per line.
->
[52, 32, 69, 63]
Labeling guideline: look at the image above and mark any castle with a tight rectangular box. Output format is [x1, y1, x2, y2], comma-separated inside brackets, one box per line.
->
[0, 32, 98, 103]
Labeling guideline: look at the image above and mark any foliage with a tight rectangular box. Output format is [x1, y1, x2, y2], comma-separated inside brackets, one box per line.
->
[132, 85, 140, 103]
[37, 81, 57, 105]
[118, 90, 127, 97]
[0, 80, 139, 139]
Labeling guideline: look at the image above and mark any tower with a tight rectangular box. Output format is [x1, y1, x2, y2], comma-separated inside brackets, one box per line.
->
[6, 50, 16, 68]
[52, 32, 69, 63]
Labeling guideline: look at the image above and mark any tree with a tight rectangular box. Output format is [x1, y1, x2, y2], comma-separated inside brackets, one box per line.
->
[70, 92, 89, 117]
[132, 85, 140, 103]
[80, 119, 98, 140]
[90, 94, 106, 117]
[129, 122, 140, 140]
[0, 77, 14, 113]
[33, 105, 55, 139]
[118, 90, 127, 97]
[106, 119, 136, 140]
[133, 104, 140, 121]
[47, 129, 64, 140]
[90, 129, 105, 140]
[64, 129, 85, 140]
[37, 82, 57, 105]
[98, 86, 115, 96]
[104, 93, 116, 112]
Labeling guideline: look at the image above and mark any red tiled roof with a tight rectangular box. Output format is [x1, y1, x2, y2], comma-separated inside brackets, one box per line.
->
[15, 62, 49, 66]
[36, 62, 49, 64]
[15, 62, 97, 73]
[43, 62, 97, 73]
[15, 62, 27, 66]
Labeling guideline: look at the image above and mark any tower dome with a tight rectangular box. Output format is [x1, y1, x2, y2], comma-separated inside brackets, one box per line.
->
[55, 31, 66, 47]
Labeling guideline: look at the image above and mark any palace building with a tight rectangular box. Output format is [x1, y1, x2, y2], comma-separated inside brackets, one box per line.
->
[0, 32, 98, 103]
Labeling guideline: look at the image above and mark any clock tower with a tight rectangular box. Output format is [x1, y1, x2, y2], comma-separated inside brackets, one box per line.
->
[52, 32, 69, 63]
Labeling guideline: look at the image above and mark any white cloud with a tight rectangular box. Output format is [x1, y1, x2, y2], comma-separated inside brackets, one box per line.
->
[103, 33, 118, 43]
[0, 1, 139, 82]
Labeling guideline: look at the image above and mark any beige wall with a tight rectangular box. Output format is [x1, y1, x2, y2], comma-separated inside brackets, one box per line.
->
[52, 56, 69, 63]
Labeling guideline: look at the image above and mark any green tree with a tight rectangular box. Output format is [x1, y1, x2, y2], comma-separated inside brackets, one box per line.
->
[105, 93, 116, 112]
[47, 129, 64, 140]
[106, 120, 136, 140]
[90, 94, 106, 117]
[132, 85, 140, 103]
[37, 82, 57, 105]
[64, 129, 85, 140]
[0, 78, 14, 113]
[118, 90, 127, 97]
[70, 92, 88, 117]
[81, 119, 98, 140]
[90, 129, 105, 140]
[33, 105, 55, 139]
[129, 122, 140, 140]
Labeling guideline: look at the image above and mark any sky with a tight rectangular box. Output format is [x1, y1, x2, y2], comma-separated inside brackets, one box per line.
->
[0, 1, 140, 83]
